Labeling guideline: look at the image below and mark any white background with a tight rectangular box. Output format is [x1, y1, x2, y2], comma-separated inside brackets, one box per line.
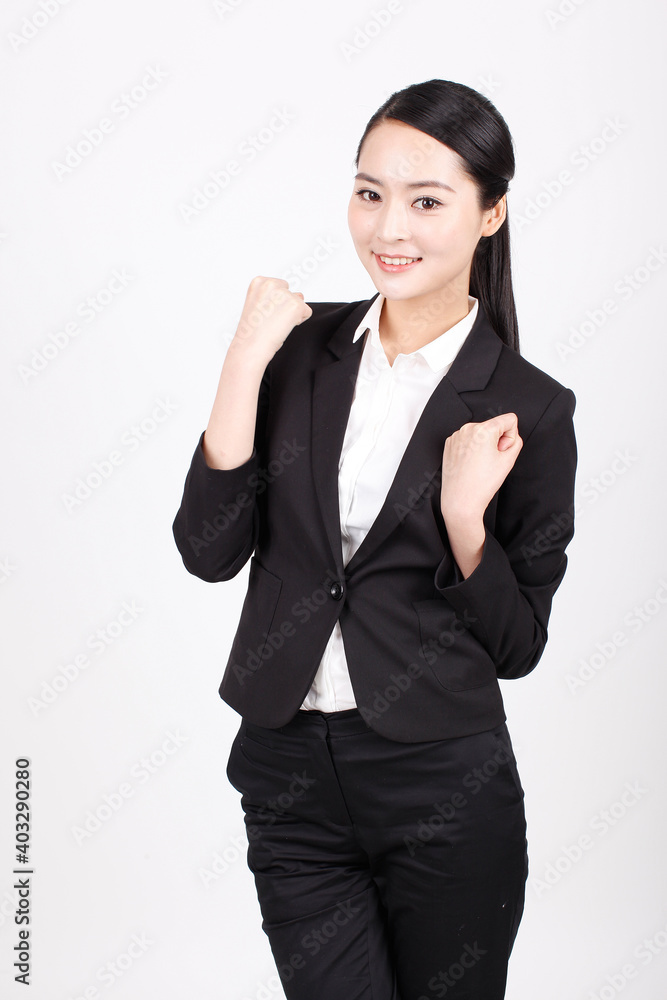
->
[2, 1, 666, 998]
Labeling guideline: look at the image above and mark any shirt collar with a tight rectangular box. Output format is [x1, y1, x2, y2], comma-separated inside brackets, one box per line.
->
[352, 292, 479, 373]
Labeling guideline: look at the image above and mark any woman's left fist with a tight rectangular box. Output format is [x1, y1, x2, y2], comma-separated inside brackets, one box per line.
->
[440, 412, 523, 523]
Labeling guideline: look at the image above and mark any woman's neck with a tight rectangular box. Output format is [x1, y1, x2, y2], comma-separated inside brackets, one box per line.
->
[378, 289, 472, 362]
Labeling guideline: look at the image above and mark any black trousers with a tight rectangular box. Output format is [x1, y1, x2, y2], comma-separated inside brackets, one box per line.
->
[226, 707, 528, 1000]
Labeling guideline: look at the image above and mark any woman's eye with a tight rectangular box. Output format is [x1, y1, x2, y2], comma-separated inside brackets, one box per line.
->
[355, 188, 381, 202]
[415, 197, 441, 211]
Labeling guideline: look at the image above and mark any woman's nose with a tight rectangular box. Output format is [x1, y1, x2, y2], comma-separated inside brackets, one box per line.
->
[375, 201, 412, 244]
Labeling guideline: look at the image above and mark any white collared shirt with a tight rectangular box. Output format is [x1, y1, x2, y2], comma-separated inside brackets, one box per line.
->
[299, 292, 479, 712]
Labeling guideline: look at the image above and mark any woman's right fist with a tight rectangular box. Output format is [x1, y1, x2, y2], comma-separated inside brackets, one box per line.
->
[232, 276, 313, 360]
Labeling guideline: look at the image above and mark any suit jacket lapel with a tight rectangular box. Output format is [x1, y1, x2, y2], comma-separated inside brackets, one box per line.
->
[311, 294, 504, 577]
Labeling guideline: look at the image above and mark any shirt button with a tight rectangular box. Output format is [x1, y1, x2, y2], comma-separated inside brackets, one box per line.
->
[330, 581, 344, 600]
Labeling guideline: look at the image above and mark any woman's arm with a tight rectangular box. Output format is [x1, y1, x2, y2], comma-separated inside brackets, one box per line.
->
[171, 358, 271, 583]
[172, 277, 311, 582]
[441, 410, 524, 578]
[202, 340, 272, 471]
[437, 387, 577, 679]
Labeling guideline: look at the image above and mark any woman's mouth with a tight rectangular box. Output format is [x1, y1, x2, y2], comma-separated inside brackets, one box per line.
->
[374, 253, 422, 273]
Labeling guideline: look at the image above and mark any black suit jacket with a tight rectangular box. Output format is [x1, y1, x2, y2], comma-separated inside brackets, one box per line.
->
[172, 294, 577, 742]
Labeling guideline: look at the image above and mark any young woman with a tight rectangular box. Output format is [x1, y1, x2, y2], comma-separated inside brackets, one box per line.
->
[173, 79, 577, 1000]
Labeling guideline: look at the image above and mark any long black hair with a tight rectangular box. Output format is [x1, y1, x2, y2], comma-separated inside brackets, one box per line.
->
[354, 79, 519, 352]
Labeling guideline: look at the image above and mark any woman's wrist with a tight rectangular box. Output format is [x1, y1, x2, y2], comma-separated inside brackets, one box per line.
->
[442, 511, 486, 580]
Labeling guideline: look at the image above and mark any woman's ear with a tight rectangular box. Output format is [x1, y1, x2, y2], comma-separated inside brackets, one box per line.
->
[482, 194, 507, 237]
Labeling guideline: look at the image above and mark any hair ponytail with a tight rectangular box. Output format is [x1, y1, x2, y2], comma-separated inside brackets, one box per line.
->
[470, 208, 519, 351]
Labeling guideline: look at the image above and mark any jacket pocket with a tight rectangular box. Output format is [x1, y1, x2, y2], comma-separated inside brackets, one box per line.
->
[229, 557, 283, 669]
[413, 598, 497, 692]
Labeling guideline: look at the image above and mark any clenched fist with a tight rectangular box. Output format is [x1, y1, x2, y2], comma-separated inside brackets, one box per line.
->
[440, 412, 523, 524]
[232, 276, 313, 363]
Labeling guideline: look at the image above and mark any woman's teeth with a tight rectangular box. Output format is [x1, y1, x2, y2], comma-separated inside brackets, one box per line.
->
[378, 256, 420, 265]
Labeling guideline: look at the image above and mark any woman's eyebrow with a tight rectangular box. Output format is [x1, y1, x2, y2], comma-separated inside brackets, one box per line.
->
[354, 171, 456, 193]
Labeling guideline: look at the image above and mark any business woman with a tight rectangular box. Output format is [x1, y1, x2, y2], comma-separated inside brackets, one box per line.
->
[173, 79, 577, 1000]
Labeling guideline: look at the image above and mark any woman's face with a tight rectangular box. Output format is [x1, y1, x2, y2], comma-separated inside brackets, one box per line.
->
[347, 119, 503, 307]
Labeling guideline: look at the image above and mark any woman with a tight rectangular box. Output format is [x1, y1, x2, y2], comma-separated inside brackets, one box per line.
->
[173, 79, 577, 1000]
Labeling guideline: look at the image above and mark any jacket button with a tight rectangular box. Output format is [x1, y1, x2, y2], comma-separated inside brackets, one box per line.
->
[330, 581, 343, 600]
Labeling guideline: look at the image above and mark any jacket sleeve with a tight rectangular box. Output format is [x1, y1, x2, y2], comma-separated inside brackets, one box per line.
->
[172, 362, 271, 583]
[433, 385, 577, 679]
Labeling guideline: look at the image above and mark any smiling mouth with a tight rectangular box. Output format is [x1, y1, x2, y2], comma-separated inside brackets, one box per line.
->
[376, 254, 422, 265]
[373, 252, 423, 271]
